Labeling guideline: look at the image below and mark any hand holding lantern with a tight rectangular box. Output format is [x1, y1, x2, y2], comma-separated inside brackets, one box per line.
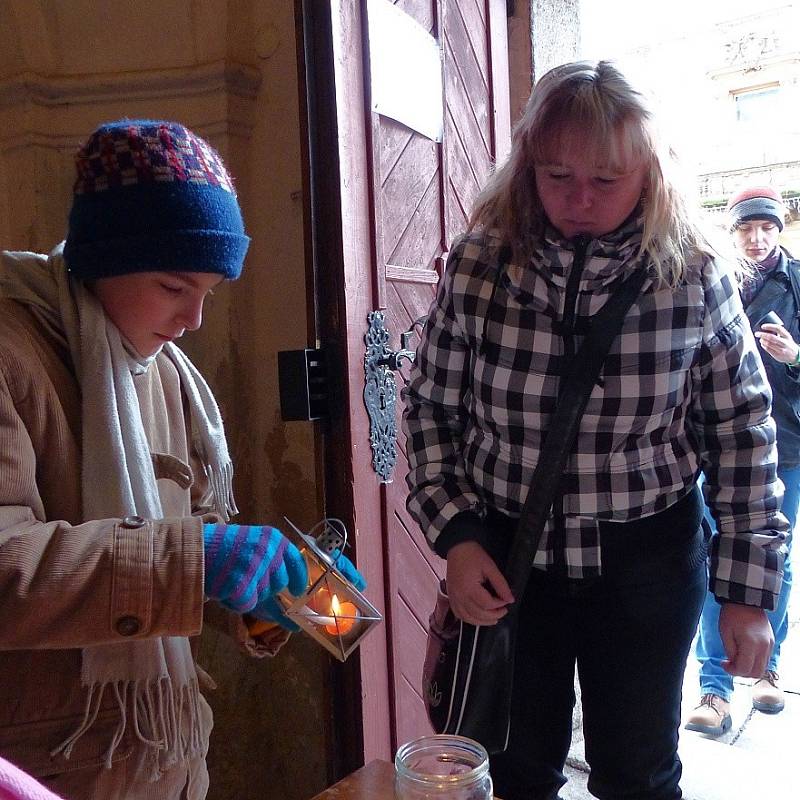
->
[202, 523, 308, 624]
[249, 518, 381, 661]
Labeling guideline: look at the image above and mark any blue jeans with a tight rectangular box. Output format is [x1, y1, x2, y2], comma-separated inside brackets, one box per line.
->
[695, 465, 799, 699]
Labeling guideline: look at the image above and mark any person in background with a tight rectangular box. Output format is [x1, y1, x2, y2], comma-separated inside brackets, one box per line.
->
[0, 119, 363, 800]
[403, 62, 788, 800]
[686, 186, 798, 737]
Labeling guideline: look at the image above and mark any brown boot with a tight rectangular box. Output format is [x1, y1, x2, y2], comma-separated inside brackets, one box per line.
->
[752, 670, 785, 713]
[684, 693, 732, 736]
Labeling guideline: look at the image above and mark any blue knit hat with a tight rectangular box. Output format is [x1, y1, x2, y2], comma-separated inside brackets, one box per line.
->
[64, 119, 250, 280]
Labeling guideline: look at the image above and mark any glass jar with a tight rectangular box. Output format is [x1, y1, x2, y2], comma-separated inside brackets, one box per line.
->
[394, 735, 493, 800]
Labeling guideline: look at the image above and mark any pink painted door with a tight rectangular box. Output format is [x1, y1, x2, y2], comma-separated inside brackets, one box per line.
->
[304, 0, 511, 769]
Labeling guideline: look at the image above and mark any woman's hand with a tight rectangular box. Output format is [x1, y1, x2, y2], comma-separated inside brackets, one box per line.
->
[719, 603, 773, 677]
[755, 322, 800, 365]
[445, 541, 514, 625]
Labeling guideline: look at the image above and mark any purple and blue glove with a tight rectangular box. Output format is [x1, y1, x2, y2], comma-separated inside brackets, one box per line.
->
[330, 549, 367, 591]
[203, 523, 308, 630]
[202, 523, 368, 632]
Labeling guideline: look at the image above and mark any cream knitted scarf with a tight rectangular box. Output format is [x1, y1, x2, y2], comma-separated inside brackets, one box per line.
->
[0, 244, 237, 781]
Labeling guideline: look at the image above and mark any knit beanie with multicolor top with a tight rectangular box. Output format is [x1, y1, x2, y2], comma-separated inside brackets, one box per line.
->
[63, 119, 250, 280]
[725, 185, 786, 232]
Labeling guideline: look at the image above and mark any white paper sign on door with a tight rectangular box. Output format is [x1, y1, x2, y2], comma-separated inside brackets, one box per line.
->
[366, 0, 443, 142]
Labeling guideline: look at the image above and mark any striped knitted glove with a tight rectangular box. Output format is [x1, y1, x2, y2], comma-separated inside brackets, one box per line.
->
[203, 524, 308, 630]
[330, 549, 367, 591]
[249, 548, 366, 630]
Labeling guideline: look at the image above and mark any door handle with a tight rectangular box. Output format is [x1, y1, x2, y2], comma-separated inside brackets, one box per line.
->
[375, 317, 427, 371]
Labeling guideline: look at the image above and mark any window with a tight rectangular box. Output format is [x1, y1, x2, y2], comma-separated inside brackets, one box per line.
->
[734, 86, 781, 123]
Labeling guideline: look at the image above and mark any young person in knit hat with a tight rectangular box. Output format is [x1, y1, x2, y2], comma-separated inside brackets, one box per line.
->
[0, 120, 364, 799]
[686, 184, 798, 737]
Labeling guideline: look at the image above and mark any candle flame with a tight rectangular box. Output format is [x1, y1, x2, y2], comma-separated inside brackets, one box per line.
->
[323, 594, 358, 637]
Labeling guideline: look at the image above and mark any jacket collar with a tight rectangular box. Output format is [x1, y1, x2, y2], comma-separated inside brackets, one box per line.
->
[529, 209, 647, 290]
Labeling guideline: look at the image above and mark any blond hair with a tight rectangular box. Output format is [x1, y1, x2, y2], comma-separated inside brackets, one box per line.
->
[469, 60, 716, 287]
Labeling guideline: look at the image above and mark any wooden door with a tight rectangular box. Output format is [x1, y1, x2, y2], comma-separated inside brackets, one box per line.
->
[302, 0, 510, 770]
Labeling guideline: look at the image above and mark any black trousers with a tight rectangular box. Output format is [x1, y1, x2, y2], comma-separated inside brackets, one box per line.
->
[489, 488, 707, 800]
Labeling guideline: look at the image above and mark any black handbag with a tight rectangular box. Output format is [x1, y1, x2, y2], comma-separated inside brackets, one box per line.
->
[422, 267, 648, 754]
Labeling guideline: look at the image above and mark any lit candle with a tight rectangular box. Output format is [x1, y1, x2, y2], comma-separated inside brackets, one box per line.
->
[324, 594, 358, 636]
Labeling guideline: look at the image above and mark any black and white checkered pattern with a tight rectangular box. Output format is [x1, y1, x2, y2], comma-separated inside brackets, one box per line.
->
[403, 226, 788, 607]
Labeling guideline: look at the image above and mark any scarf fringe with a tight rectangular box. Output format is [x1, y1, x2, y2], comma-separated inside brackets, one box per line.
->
[50, 683, 104, 761]
[202, 457, 238, 522]
[50, 678, 206, 781]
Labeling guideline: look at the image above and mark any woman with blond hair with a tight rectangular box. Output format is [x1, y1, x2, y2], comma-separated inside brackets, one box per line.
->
[403, 61, 787, 800]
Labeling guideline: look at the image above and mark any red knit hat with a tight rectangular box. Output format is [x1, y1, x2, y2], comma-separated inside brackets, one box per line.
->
[725, 185, 785, 231]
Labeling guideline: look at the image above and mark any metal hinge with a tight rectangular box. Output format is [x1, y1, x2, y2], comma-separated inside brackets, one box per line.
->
[278, 348, 329, 421]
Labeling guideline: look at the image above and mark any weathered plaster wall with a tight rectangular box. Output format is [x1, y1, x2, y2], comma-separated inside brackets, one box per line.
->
[0, 2, 329, 799]
[531, 0, 581, 82]
[507, 0, 582, 127]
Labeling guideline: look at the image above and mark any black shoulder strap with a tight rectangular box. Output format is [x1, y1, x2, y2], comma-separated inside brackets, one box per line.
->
[504, 267, 649, 600]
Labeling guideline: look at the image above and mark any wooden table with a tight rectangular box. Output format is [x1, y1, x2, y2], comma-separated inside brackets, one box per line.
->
[310, 760, 396, 800]
[310, 758, 500, 799]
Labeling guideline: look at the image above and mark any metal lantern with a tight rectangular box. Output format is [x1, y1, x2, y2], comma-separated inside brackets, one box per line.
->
[279, 517, 382, 662]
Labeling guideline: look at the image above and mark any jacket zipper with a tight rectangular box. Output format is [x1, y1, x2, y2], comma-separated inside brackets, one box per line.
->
[553, 236, 590, 561]
[562, 235, 590, 363]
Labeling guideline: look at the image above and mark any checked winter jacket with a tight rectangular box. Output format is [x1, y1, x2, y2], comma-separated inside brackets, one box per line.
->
[403, 225, 788, 610]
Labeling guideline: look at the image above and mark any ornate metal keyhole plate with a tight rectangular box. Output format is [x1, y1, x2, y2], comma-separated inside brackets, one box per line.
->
[364, 311, 398, 483]
[363, 311, 427, 483]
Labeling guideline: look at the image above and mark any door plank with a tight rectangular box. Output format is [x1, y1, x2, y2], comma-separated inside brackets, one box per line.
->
[386, 171, 442, 267]
[378, 123, 416, 190]
[380, 132, 439, 260]
[448, 0, 489, 88]
[328, 0, 393, 764]
[445, 2, 489, 100]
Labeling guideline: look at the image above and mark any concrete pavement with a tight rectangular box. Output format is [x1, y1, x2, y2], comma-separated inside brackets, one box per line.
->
[561, 595, 798, 799]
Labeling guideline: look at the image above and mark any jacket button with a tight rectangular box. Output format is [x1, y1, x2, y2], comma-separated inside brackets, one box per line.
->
[121, 515, 146, 528]
[116, 615, 141, 636]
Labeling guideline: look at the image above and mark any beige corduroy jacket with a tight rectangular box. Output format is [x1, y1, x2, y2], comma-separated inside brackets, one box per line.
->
[0, 298, 277, 799]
